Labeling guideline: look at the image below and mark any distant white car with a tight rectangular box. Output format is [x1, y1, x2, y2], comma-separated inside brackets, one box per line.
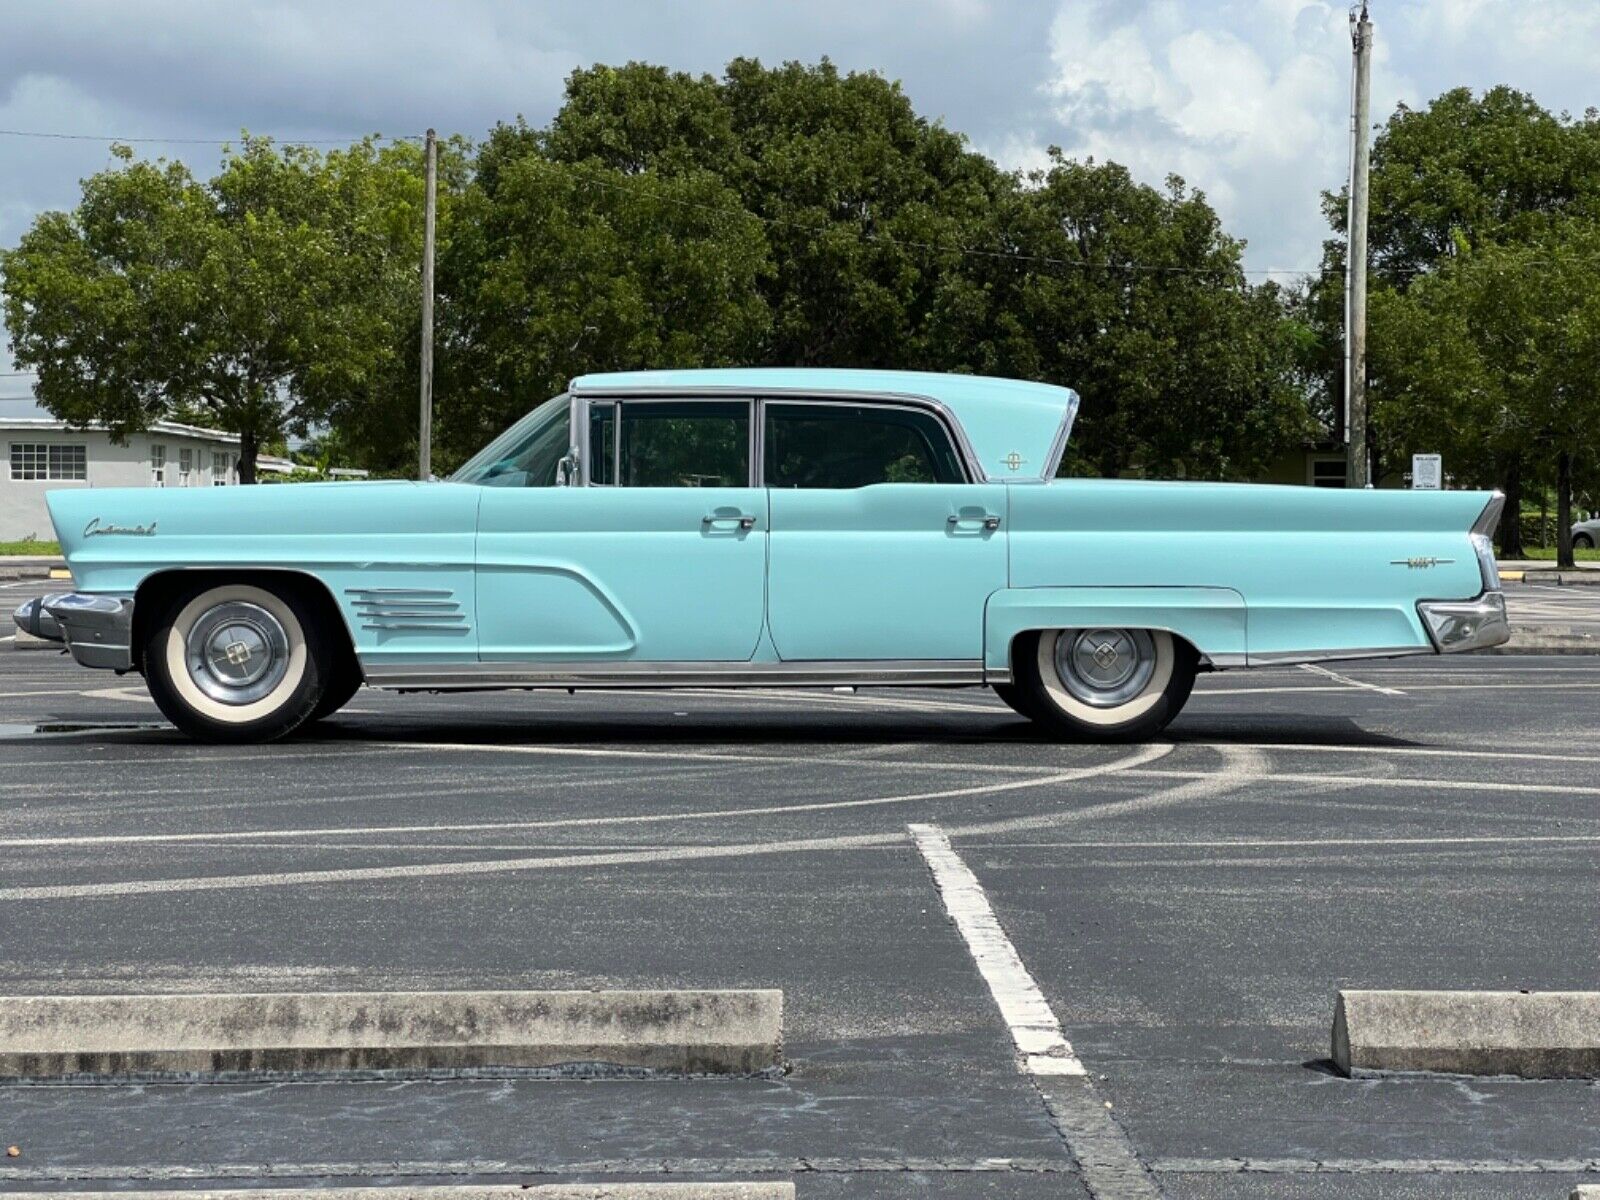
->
[1572, 518, 1600, 550]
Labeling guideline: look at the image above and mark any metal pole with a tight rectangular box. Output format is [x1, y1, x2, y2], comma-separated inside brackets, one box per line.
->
[418, 128, 437, 482]
[1346, 6, 1372, 489]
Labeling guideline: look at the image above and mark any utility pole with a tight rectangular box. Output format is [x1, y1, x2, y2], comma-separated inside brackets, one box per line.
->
[418, 128, 437, 482]
[1345, 4, 1373, 489]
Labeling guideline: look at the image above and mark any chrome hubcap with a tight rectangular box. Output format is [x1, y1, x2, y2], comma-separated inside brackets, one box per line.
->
[1053, 628, 1157, 708]
[184, 601, 290, 705]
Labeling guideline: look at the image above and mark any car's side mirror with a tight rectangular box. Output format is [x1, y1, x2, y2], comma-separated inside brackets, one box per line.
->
[555, 447, 580, 487]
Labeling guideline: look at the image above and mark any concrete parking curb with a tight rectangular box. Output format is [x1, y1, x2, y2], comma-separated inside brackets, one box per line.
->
[1488, 625, 1600, 655]
[0, 559, 65, 581]
[1333, 989, 1600, 1078]
[0, 990, 784, 1080]
[1571, 1188, 1599, 1199]
[7, 628, 57, 651]
[0, 1189, 795, 1199]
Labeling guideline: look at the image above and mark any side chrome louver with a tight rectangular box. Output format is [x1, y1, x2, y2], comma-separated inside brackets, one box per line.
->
[346, 587, 469, 634]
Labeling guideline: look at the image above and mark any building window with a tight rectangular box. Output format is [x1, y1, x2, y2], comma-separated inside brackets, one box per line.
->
[9, 443, 88, 481]
[1310, 458, 1346, 488]
[179, 448, 193, 485]
[212, 451, 231, 485]
[151, 443, 166, 487]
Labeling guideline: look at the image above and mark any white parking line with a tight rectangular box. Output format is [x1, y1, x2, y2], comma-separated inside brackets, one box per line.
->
[1297, 663, 1406, 696]
[909, 822, 1085, 1077]
[1220, 741, 1600, 765]
[81, 686, 155, 704]
[1126, 766, 1600, 798]
[0, 745, 1172, 850]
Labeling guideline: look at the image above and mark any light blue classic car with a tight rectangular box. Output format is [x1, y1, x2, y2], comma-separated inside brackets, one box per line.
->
[16, 368, 1510, 742]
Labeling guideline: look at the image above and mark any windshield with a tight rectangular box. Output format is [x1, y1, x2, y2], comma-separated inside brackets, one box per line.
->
[451, 395, 570, 486]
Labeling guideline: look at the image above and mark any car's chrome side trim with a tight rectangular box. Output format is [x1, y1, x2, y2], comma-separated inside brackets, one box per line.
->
[1245, 645, 1433, 667]
[361, 658, 1001, 690]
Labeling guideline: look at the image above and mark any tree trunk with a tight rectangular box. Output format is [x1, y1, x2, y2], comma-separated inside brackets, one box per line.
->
[1499, 458, 1524, 559]
[238, 429, 259, 485]
[1557, 450, 1574, 569]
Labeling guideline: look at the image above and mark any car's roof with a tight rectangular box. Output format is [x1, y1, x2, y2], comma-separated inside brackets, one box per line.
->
[568, 368, 1079, 482]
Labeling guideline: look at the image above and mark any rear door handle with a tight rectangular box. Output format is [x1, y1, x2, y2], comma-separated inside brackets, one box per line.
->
[703, 513, 757, 530]
[948, 513, 1002, 531]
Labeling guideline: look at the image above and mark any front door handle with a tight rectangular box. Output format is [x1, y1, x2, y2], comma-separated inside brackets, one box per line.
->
[703, 513, 757, 531]
[948, 513, 1002, 531]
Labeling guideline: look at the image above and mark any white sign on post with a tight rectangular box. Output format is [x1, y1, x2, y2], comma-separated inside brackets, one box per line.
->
[1412, 453, 1442, 490]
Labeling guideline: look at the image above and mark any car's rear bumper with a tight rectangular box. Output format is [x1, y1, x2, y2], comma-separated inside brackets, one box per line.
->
[1417, 590, 1510, 653]
[13, 593, 134, 670]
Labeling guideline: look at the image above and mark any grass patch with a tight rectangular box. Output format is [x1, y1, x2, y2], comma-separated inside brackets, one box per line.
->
[0, 539, 60, 556]
[1509, 545, 1600, 562]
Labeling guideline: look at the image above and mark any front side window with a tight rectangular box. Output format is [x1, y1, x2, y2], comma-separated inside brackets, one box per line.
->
[615, 402, 749, 488]
[10, 442, 87, 481]
[453, 397, 571, 487]
[764, 403, 965, 488]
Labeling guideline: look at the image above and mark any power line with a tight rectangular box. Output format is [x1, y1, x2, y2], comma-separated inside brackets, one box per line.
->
[542, 156, 1328, 280]
[0, 128, 423, 145]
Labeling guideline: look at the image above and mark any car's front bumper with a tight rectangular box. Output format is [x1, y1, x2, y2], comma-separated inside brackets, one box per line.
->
[13, 593, 134, 670]
[1418, 590, 1510, 654]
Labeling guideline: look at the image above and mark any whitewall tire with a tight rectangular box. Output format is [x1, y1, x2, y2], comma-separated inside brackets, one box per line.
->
[144, 580, 335, 742]
[1012, 628, 1197, 741]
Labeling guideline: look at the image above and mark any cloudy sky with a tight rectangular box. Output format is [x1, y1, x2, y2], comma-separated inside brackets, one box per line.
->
[3, 0, 1598, 384]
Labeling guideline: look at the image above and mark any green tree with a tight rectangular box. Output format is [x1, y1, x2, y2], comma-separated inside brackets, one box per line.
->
[939, 154, 1312, 480]
[429, 134, 772, 470]
[1, 135, 430, 481]
[541, 58, 1009, 369]
[1316, 87, 1600, 551]
[519, 60, 1306, 477]
[1369, 223, 1600, 565]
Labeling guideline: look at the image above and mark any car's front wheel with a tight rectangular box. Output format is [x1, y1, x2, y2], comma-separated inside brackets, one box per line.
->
[1575, 532, 1595, 550]
[144, 579, 334, 743]
[1011, 627, 1197, 741]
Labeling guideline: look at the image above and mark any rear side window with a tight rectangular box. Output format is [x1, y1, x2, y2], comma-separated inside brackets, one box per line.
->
[764, 403, 966, 488]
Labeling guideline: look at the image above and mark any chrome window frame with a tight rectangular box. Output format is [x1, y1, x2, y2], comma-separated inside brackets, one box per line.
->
[571, 393, 758, 489]
[569, 382, 985, 487]
[1034, 392, 1080, 483]
[755, 397, 971, 488]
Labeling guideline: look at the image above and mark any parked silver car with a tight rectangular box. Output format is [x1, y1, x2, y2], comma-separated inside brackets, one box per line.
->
[1572, 518, 1600, 550]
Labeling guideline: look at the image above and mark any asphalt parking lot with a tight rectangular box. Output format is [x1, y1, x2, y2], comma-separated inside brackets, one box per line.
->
[1, 578, 1598, 1198]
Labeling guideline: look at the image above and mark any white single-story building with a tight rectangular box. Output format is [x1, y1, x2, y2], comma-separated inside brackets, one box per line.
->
[1, 414, 295, 542]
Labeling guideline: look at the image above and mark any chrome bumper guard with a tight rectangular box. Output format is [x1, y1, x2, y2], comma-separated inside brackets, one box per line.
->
[1417, 591, 1510, 654]
[12, 593, 135, 670]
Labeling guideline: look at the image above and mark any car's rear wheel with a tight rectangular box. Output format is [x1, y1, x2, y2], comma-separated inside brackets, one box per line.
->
[1576, 532, 1595, 550]
[1012, 627, 1197, 741]
[144, 579, 333, 743]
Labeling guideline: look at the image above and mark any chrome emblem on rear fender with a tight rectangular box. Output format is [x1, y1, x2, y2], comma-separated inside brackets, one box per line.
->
[1391, 557, 1454, 569]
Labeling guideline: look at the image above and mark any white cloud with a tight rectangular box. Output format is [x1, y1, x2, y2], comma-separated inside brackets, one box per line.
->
[4, 0, 1600, 378]
[1038, 0, 1374, 273]
[1028, 0, 1600, 274]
